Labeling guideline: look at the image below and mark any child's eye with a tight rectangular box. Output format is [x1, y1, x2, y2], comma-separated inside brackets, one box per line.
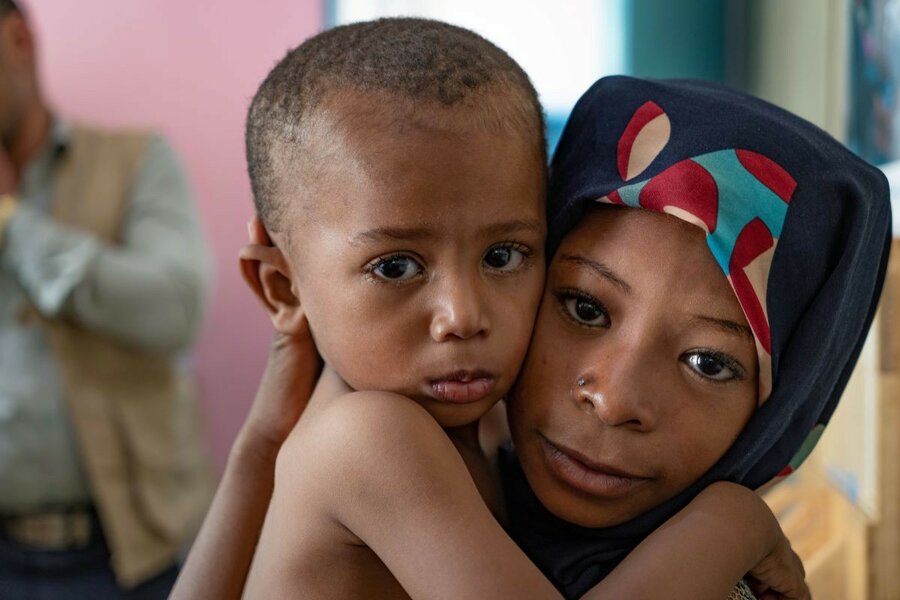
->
[367, 255, 424, 282]
[681, 350, 745, 383]
[483, 244, 529, 272]
[555, 290, 610, 328]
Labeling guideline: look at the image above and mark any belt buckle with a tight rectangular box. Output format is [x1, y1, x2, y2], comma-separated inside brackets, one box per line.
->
[4, 510, 93, 550]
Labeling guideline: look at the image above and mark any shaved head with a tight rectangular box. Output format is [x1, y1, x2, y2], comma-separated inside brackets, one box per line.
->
[246, 17, 546, 233]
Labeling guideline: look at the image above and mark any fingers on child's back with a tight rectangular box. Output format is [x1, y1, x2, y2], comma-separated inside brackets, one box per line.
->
[239, 244, 277, 262]
[247, 215, 273, 246]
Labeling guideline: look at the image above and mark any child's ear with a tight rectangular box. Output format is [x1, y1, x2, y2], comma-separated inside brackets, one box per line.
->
[239, 218, 307, 335]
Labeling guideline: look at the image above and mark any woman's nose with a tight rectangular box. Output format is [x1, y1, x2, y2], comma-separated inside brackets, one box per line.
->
[573, 362, 658, 431]
[429, 276, 490, 342]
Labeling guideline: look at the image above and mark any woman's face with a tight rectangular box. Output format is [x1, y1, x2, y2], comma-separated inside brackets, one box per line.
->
[508, 206, 758, 528]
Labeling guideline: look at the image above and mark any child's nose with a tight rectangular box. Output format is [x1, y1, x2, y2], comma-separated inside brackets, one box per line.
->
[429, 278, 490, 342]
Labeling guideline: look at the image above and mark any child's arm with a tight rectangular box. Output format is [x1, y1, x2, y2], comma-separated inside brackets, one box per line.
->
[584, 482, 809, 600]
[170, 219, 322, 600]
[272, 390, 566, 599]
[275, 392, 806, 600]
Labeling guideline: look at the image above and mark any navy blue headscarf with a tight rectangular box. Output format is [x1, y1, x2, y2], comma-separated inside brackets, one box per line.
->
[502, 76, 891, 598]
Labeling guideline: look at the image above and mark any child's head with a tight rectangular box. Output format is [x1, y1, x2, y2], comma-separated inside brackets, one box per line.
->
[506, 77, 890, 537]
[244, 18, 547, 427]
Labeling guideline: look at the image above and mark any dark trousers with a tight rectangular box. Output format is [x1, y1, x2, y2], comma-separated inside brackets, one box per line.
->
[0, 519, 178, 600]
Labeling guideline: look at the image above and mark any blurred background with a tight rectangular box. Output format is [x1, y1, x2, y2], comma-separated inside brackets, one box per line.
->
[16, 0, 899, 597]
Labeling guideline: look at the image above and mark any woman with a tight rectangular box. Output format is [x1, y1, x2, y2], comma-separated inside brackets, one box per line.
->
[500, 76, 891, 597]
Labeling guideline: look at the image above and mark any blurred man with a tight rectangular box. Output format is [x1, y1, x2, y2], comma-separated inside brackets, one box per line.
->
[0, 1, 214, 597]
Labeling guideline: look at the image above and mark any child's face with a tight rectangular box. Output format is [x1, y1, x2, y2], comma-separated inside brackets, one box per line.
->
[280, 94, 546, 428]
[508, 207, 758, 527]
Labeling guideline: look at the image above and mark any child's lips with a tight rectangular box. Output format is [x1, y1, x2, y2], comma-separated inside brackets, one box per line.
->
[429, 370, 497, 404]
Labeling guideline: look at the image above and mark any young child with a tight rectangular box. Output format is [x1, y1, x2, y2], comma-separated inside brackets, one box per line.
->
[173, 21, 810, 600]
[238, 18, 551, 598]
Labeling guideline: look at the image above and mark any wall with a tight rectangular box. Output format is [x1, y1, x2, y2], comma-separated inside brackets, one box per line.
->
[626, 0, 727, 81]
[745, 0, 849, 138]
[22, 0, 324, 468]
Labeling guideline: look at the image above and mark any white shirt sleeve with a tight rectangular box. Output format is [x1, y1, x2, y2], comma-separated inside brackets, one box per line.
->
[1, 135, 212, 354]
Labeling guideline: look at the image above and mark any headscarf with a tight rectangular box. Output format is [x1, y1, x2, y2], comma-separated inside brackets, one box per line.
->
[502, 76, 892, 598]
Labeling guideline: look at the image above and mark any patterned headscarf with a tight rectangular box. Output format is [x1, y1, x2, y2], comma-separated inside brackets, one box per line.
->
[503, 76, 892, 597]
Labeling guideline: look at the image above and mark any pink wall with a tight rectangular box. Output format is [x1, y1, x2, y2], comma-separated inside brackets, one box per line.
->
[22, 1, 324, 468]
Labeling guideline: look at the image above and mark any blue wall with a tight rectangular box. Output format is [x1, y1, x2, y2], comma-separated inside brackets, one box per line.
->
[626, 0, 727, 81]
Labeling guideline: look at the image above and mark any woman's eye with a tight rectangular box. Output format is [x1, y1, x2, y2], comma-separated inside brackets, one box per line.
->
[483, 245, 527, 271]
[683, 352, 742, 382]
[563, 295, 610, 328]
[370, 255, 423, 281]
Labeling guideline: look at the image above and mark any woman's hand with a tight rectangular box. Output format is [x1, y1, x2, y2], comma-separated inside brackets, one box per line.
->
[236, 216, 322, 462]
[171, 215, 322, 600]
[701, 481, 809, 600]
[746, 528, 808, 600]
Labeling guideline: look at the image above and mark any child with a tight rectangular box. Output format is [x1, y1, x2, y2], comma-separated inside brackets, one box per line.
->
[173, 22, 809, 600]
[238, 18, 550, 597]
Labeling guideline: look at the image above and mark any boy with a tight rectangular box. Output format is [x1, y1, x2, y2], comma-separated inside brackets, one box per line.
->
[241, 17, 550, 598]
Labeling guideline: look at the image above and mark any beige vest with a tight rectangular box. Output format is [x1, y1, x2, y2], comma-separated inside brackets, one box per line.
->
[42, 125, 214, 587]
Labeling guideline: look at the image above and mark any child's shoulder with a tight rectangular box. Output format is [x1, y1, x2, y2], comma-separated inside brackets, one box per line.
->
[303, 389, 443, 451]
[273, 390, 480, 542]
[329, 389, 440, 431]
[277, 390, 456, 494]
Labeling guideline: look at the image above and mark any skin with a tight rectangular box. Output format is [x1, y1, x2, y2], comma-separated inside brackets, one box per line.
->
[0, 9, 51, 191]
[509, 206, 759, 528]
[270, 91, 548, 431]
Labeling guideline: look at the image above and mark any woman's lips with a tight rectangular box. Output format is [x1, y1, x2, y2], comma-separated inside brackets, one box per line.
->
[538, 434, 651, 499]
[430, 371, 497, 404]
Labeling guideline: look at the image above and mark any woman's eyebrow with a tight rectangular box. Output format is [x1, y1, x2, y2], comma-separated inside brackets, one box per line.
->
[690, 315, 754, 339]
[558, 253, 632, 294]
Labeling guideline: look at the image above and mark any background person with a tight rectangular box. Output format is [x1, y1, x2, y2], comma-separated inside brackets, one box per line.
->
[0, 1, 213, 597]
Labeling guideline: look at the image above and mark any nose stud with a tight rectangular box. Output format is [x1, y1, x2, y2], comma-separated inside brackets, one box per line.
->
[577, 377, 587, 387]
